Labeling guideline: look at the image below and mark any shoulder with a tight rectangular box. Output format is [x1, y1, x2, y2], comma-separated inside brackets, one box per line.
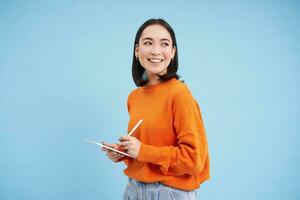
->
[169, 79, 201, 111]
[171, 79, 194, 100]
[127, 87, 141, 102]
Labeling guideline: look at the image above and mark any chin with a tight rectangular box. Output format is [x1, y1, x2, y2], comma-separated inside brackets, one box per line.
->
[148, 69, 167, 76]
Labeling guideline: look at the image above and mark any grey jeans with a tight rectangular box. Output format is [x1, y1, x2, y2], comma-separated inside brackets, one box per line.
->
[123, 178, 196, 200]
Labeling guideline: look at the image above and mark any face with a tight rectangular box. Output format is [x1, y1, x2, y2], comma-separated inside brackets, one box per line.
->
[135, 24, 176, 81]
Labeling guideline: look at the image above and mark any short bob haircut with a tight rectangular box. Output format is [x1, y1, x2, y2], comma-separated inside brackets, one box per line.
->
[132, 18, 180, 87]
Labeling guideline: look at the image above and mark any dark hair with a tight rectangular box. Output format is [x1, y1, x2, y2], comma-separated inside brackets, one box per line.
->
[132, 18, 180, 87]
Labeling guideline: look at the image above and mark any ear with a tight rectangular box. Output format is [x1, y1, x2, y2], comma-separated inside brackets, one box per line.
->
[171, 46, 176, 59]
[135, 45, 139, 59]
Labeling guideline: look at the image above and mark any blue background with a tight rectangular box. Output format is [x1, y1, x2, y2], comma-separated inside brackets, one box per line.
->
[1, 0, 299, 199]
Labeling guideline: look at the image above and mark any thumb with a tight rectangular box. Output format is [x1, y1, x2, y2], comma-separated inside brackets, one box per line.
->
[102, 142, 118, 149]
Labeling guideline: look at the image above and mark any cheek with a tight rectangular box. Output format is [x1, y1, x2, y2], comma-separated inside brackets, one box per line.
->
[164, 50, 173, 59]
[138, 52, 148, 61]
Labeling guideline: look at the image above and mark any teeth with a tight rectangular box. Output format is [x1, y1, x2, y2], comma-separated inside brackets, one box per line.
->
[149, 59, 163, 63]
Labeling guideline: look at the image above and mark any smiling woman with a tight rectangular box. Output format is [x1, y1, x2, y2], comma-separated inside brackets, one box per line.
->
[134, 24, 176, 84]
[101, 18, 210, 200]
[131, 18, 180, 87]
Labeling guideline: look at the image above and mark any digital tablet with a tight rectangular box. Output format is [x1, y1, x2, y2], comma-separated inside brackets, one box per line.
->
[86, 119, 143, 158]
[85, 139, 132, 158]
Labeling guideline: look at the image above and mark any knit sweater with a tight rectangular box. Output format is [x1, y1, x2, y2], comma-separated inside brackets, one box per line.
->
[121, 78, 209, 190]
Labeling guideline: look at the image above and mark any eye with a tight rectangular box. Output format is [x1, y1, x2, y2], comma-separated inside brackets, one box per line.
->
[143, 41, 152, 45]
[161, 43, 170, 47]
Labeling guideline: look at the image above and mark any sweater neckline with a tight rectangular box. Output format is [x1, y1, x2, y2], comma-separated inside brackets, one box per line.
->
[141, 78, 177, 92]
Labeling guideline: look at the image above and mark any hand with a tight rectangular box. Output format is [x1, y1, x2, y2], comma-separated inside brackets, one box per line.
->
[119, 135, 141, 159]
[101, 142, 124, 162]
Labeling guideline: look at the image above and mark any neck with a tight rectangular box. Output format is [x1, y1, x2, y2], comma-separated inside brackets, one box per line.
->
[147, 78, 161, 86]
[146, 72, 162, 86]
[146, 70, 167, 86]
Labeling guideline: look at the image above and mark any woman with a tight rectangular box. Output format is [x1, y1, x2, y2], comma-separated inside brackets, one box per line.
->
[102, 18, 210, 200]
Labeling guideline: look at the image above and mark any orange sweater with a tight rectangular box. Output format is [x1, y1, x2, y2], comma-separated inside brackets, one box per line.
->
[121, 78, 209, 190]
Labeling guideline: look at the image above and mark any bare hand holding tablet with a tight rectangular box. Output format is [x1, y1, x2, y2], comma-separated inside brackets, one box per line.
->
[86, 119, 143, 158]
[85, 139, 132, 157]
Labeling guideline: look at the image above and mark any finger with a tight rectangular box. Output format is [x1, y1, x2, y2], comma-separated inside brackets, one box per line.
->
[111, 151, 120, 156]
[112, 153, 124, 159]
[108, 151, 122, 158]
[119, 141, 131, 147]
[110, 153, 123, 161]
[109, 153, 117, 159]
[119, 135, 132, 142]
[101, 147, 108, 152]
[110, 144, 119, 149]
[107, 150, 115, 156]
[103, 142, 120, 150]
[121, 145, 130, 151]
[112, 156, 123, 162]
[102, 141, 114, 148]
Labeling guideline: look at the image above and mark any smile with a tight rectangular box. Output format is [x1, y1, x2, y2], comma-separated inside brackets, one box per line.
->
[148, 58, 163, 63]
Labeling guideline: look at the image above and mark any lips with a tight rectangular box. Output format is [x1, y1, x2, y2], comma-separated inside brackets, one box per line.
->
[148, 58, 163, 63]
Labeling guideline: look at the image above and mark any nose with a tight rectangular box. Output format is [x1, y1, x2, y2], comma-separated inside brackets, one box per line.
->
[149, 44, 161, 55]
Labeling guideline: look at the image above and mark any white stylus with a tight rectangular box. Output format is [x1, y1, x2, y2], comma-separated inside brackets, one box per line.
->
[128, 119, 143, 136]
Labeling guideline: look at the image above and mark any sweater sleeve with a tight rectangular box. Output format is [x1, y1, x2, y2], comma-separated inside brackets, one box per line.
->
[118, 91, 134, 166]
[136, 88, 208, 176]
[116, 156, 133, 165]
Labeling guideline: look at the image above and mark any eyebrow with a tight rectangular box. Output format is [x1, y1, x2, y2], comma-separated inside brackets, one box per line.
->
[142, 37, 171, 43]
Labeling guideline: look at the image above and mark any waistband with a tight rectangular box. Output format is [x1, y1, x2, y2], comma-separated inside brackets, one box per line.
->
[128, 177, 161, 188]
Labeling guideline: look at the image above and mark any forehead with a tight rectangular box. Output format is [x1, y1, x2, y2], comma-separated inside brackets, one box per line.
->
[140, 24, 172, 41]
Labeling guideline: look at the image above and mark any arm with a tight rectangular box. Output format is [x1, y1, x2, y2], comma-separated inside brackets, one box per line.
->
[136, 91, 208, 176]
[117, 92, 135, 166]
